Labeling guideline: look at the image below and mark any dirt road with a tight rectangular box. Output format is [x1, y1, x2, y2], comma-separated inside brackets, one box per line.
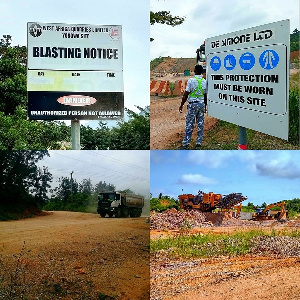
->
[151, 253, 300, 300]
[150, 222, 300, 300]
[0, 211, 149, 299]
[150, 95, 218, 150]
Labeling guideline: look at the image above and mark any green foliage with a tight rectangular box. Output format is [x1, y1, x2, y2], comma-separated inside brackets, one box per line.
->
[0, 47, 27, 114]
[0, 106, 70, 150]
[150, 11, 185, 26]
[0, 151, 52, 219]
[285, 198, 300, 214]
[150, 229, 300, 258]
[0, 37, 70, 149]
[80, 106, 150, 150]
[150, 10, 185, 41]
[290, 29, 300, 52]
[288, 87, 300, 145]
[150, 196, 179, 212]
[44, 178, 116, 213]
[169, 82, 175, 97]
[150, 56, 167, 71]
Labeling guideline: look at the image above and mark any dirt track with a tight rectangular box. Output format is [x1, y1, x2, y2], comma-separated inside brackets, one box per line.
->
[150, 219, 300, 300]
[151, 252, 300, 300]
[0, 211, 150, 299]
[150, 95, 218, 150]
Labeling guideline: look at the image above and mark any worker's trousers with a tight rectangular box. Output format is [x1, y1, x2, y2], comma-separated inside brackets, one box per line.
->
[182, 102, 205, 147]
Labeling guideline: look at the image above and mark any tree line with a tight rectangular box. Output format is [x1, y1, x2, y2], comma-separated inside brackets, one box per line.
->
[150, 194, 300, 217]
[0, 151, 127, 220]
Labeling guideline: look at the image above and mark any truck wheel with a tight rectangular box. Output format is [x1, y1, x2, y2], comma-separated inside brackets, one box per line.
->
[108, 212, 114, 218]
[129, 208, 136, 217]
[116, 208, 122, 218]
[100, 212, 106, 218]
[121, 208, 129, 218]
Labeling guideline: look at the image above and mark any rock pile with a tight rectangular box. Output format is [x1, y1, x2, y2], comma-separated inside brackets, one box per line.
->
[251, 236, 300, 257]
[150, 209, 209, 230]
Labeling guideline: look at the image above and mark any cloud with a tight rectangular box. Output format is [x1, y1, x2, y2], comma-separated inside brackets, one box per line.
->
[255, 161, 300, 179]
[187, 150, 233, 168]
[177, 173, 217, 185]
[237, 151, 300, 179]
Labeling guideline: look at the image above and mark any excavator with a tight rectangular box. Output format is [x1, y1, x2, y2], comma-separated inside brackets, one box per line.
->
[252, 201, 287, 221]
[178, 191, 247, 213]
[234, 204, 243, 218]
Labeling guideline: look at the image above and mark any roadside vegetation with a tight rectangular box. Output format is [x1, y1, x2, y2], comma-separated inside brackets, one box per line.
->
[0, 150, 134, 220]
[43, 179, 118, 213]
[151, 228, 300, 258]
[150, 195, 179, 212]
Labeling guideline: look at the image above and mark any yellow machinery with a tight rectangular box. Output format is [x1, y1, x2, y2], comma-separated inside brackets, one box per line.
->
[234, 204, 243, 218]
[178, 192, 247, 212]
[252, 201, 287, 221]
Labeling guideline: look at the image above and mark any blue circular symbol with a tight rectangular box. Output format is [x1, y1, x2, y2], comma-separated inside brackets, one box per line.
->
[224, 54, 236, 71]
[259, 50, 279, 70]
[210, 56, 221, 71]
[239, 52, 255, 70]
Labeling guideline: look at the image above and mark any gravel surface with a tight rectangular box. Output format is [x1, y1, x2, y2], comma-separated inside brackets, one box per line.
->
[251, 235, 300, 257]
[0, 211, 150, 300]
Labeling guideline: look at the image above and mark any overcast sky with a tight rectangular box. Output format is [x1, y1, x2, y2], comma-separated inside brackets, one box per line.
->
[151, 150, 300, 206]
[40, 150, 150, 198]
[150, 0, 299, 59]
[0, 0, 149, 122]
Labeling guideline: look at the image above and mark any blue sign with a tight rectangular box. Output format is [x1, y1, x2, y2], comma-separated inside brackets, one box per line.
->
[224, 54, 236, 70]
[210, 56, 221, 71]
[239, 52, 255, 70]
[259, 50, 279, 70]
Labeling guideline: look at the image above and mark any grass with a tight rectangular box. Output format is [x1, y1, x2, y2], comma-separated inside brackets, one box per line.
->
[150, 229, 300, 258]
[169, 82, 300, 150]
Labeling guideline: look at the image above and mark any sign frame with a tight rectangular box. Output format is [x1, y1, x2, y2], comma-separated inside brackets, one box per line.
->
[205, 19, 290, 140]
[27, 22, 124, 120]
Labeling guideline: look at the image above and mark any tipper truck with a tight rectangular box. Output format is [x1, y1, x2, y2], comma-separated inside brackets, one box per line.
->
[97, 191, 144, 218]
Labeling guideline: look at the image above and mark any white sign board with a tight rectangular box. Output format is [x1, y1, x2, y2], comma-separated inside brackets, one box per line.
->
[28, 23, 123, 71]
[27, 22, 124, 120]
[206, 20, 290, 140]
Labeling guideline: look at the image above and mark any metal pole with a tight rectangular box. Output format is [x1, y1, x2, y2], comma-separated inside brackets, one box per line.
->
[238, 126, 247, 150]
[71, 119, 80, 150]
[70, 171, 74, 202]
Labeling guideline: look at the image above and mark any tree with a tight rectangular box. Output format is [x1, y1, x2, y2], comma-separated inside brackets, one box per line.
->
[261, 202, 267, 208]
[80, 106, 150, 150]
[0, 36, 71, 149]
[0, 46, 27, 114]
[79, 178, 94, 196]
[290, 29, 300, 52]
[0, 151, 52, 214]
[150, 11, 185, 26]
[53, 176, 79, 203]
[0, 35, 12, 47]
[0, 106, 71, 150]
[150, 5, 185, 41]
[94, 181, 116, 193]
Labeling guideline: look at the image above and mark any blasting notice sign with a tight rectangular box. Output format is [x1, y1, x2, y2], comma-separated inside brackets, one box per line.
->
[206, 20, 290, 140]
[27, 22, 124, 120]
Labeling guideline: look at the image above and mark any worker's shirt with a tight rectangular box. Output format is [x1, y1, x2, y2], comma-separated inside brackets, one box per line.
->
[186, 75, 206, 103]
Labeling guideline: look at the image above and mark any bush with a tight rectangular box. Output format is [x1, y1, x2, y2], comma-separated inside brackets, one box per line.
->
[150, 197, 179, 212]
